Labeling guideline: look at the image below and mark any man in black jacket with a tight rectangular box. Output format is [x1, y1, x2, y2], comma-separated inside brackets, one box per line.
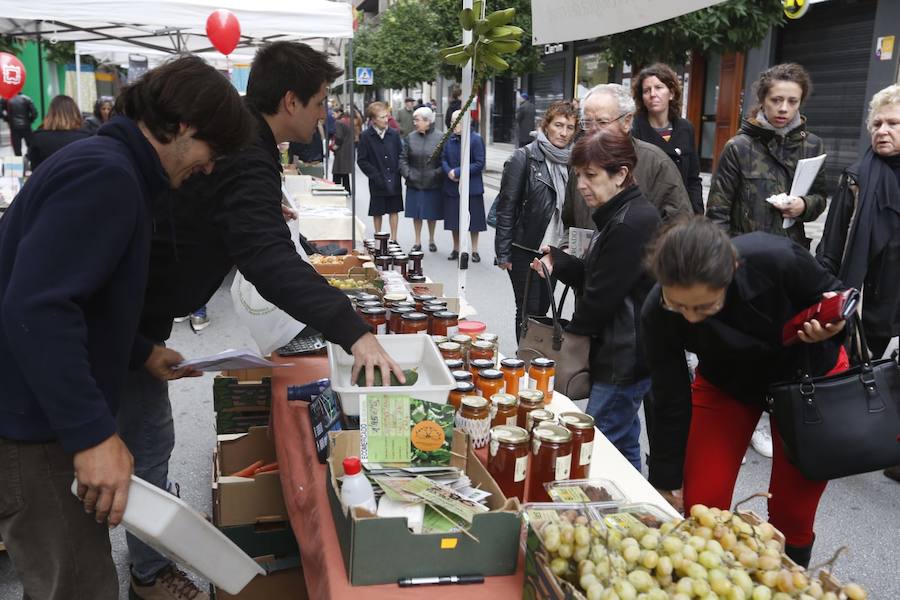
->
[0, 57, 252, 600]
[123, 42, 402, 600]
[1, 92, 37, 156]
[515, 90, 535, 147]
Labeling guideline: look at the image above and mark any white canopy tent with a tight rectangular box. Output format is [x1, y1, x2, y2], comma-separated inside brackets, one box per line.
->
[531, 0, 727, 44]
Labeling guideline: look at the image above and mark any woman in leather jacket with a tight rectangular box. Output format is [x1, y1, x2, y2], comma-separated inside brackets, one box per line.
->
[495, 101, 578, 340]
[399, 106, 444, 252]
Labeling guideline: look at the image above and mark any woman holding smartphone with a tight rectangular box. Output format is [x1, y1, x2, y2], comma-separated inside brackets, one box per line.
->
[641, 217, 849, 567]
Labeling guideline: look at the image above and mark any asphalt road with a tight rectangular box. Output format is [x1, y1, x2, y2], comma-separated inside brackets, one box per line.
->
[1, 156, 897, 599]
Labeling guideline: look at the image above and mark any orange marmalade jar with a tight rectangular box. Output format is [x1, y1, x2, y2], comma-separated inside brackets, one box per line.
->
[516, 389, 545, 430]
[448, 381, 475, 410]
[438, 341, 462, 361]
[468, 340, 495, 364]
[399, 312, 428, 334]
[489, 393, 518, 428]
[528, 357, 556, 404]
[469, 359, 494, 387]
[500, 358, 527, 397]
[476, 368, 504, 399]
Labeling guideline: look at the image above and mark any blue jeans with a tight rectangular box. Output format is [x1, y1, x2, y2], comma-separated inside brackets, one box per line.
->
[586, 378, 651, 472]
[116, 366, 176, 582]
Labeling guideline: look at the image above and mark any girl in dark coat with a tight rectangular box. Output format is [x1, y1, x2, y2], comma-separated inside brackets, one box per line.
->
[441, 110, 486, 262]
[357, 101, 403, 240]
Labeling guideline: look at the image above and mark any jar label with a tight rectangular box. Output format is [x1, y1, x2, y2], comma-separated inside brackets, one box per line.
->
[376, 323, 386, 335]
[489, 439, 499, 457]
[532, 438, 541, 455]
[580, 441, 594, 466]
[555, 454, 572, 481]
[548, 375, 555, 395]
[506, 415, 517, 427]
[519, 374, 530, 390]
[447, 326, 459, 337]
[514, 454, 528, 482]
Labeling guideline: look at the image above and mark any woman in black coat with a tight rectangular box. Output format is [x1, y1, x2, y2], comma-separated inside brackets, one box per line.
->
[531, 129, 660, 470]
[642, 217, 849, 566]
[495, 101, 578, 340]
[631, 63, 703, 215]
[357, 101, 403, 240]
[27, 95, 91, 171]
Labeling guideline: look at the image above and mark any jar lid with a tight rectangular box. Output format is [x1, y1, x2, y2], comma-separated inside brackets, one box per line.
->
[454, 381, 475, 392]
[470, 359, 494, 369]
[451, 369, 473, 381]
[458, 320, 486, 334]
[376, 255, 392, 260]
[518, 389, 545, 404]
[360, 307, 387, 316]
[401, 312, 427, 321]
[391, 301, 416, 309]
[393, 254, 409, 260]
[408, 251, 425, 259]
[422, 298, 447, 306]
[490, 393, 517, 407]
[471, 340, 494, 351]
[461, 395, 489, 409]
[438, 342, 462, 352]
[445, 359, 465, 371]
[408, 275, 427, 282]
[559, 412, 595, 430]
[477, 333, 499, 343]
[357, 300, 382, 309]
[532, 357, 556, 368]
[374, 231, 391, 239]
[450, 334, 471, 345]
[363, 238, 376, 244]
[383, 293, 408, 303]
[432, 335, 449, 344]
[490, 425, 529, 444]
[391, 306, 414, 316]
[529, 409, 555, 422]
[478, 368, 503, 380]
[412, 294, 435, 302]
[355, 293, 379, 302]
[501, 358, 526, 369]
[434, 311, 459, 320]
[423, 305, 445, 315]
[533, 423, 572, 443]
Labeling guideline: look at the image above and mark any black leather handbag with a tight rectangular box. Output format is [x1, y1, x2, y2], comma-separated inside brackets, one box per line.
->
[516, 263, 592, 400]
[767, 315, 900, 480]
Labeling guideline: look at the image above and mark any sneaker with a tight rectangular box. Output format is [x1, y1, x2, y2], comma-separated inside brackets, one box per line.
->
[130, 565, 208, 600]
[189, 307, 210, 333]
[750, 428, 773, 459]
[173, 316, 189, 323]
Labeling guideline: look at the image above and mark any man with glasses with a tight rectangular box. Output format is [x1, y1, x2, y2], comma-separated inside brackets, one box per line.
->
[564, 83, 692, 230]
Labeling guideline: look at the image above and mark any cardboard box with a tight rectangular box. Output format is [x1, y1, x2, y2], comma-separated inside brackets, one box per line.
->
[214, 555, 308, 600]
[311, 253, 374, 275]
[214, 368, 272, 434]
[215, 427, 287, 527]
[326, 430, 521, 586]
[217, 520, 299, 561]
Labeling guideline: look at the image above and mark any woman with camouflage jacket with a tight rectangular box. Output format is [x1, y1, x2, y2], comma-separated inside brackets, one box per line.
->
[706, 63, 827, 250]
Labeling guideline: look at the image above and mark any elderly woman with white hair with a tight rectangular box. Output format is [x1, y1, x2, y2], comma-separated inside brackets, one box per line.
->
[399, 106, 444, 251]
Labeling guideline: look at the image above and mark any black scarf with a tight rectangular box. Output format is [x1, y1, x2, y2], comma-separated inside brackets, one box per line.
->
[839, 148, 900, 288]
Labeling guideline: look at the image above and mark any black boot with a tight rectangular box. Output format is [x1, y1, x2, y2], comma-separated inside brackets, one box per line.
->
[785, 538, 814, 568]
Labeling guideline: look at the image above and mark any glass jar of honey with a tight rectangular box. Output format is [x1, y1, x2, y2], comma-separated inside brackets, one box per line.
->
[516, 389, 545, 430]
[489, 393, 518, 428]
[476, 368, 504, 399]
[469, 359, 494, 386]
[451, 369, 472, 383]
[388, 306, 413, 334]
[500, 358, 527, 397]
[527, 424, 573, 502]
[359, 307, 387, 335]
[526, 408, 555, 434]
[412, 294, 436, 312]
[438, 341, 462, 361]
[448, 381, 475, 410]
[488, 425, 529, 500]
[528, 357, 556, 403]
[469, 340, 495, 366]
[559, 412, 596, 480]
[399, 312, 428, 334]
[456, 395, 491, 448]
[431, 311, 459, 337]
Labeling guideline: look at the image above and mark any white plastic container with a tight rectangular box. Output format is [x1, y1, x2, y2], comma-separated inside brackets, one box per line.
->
[327, 333, 455, 415]
[340, 456, 377, 515]
[71, 476, 264, 594]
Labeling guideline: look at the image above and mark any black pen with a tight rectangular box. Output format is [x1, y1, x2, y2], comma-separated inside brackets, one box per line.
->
[398, 574, 484, 587]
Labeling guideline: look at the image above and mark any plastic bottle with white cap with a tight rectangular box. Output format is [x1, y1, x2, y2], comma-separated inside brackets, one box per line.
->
[340, 456, 377, 515]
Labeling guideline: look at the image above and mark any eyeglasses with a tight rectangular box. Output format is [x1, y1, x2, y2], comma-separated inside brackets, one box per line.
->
[579, 112, 629, 130]
[660, 290, 727, 317]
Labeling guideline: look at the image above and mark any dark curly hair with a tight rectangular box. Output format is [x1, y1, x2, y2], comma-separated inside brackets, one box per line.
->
[752, 62, 812, 115]
[540, 100, 579, 133]
[633, 63, 682, 123]
[246, 42, 343, 115]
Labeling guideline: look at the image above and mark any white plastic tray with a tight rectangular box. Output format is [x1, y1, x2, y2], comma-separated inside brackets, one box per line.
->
[72, 476, 264, 594]
[327, 333, 455, 415]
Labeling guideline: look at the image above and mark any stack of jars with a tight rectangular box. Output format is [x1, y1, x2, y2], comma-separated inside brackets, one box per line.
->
[354, 294, 387, 335]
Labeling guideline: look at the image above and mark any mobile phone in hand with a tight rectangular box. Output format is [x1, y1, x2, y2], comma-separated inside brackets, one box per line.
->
[782, 288, 860, 346]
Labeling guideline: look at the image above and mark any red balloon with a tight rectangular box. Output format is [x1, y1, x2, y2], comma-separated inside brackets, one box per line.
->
[0, 53, 26, 99]
[206, 9, 241, 56]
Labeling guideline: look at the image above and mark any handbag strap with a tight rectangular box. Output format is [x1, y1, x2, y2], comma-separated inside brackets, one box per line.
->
[520, 261, 564, 350]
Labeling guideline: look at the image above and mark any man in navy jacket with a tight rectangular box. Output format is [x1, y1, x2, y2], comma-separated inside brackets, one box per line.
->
[0, 56, 252, 600]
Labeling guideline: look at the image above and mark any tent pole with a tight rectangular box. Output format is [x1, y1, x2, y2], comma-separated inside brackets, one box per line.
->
[75, 52, 82, 113]
[37, 30, 46, 116]
[456, 0, 474, 303]
[349, 38, 356, 250]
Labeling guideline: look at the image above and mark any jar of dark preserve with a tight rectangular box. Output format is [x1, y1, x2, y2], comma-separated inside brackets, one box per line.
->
[399, 312, 428, 334]
[374, 231, 391, 255]
[375, 255, 392, 272]
[489, 393, 518, 428]
[527, 424, 573, 502]
[408, 251, 425, 276]
[488, 425, 529, 500]
[559, 412, 596, 480]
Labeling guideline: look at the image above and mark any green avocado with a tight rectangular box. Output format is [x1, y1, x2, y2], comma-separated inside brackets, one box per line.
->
[356, 368, 418, 387]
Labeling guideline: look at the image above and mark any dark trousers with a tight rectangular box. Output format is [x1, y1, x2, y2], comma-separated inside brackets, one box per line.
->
[10, 127, 33, 157]
[0, 437, 119, 599]
[333, 173, 351, 194]
[508, 246, 555, 342]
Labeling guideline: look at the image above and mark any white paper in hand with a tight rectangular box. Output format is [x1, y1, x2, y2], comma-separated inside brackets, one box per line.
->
[174, 349, 290, 372]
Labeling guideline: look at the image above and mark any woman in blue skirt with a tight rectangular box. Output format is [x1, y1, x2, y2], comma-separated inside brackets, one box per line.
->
[400, 106, 444, 252]
[441, 110, 487, 262]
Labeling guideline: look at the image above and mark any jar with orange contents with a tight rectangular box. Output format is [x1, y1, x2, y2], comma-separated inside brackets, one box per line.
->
[516, 389, 545, 430]
[468, 340, 495, 365]
[526, 408, 555, 435]
[412, 294, 435, 312]
[455, 395, 491, 448]
[438, 341, 462, 361]
[469, 359, 494, 387]
[500, 358, 527, 396]
[399, 312, 428, 334]
[450, 334, 472, 365]
[527, 424, 573, 501]
[488, 425, 529, 500]
[559, 412, 596, 480]
[476, 333, 499, 359]
[359, 307, 387, 335]
[528, 357, 556, 403]
[489, 393, 517, 428]
[422, 305, 445, 334]
[388, 306, 413, 334]
[448, 381, 475, 410]
[476, 368, 504, 399]
[430, 311, 459, 337]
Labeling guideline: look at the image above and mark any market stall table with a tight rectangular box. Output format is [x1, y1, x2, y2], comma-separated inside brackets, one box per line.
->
[270, 353, 676, 599]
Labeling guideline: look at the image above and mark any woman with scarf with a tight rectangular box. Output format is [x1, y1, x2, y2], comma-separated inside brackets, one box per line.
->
[495, 101, 578, 339]
[817, 84, 900, 484]
[706, 63, 828, 251]
[530, 129, 660, 469]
